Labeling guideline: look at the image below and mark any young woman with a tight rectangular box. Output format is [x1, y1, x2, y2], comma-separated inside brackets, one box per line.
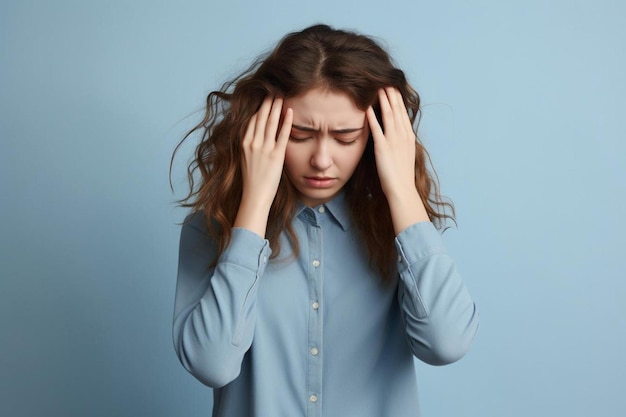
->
[172, 24, 479, 417]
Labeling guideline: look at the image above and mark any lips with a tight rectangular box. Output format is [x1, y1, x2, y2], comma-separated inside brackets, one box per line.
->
[304, 176, 337, 188]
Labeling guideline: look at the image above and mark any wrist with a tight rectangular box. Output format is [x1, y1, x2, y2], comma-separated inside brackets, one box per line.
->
[234, 196, 272, 238]
[385, 188, 430, 235]
[383, 182, 419, 204]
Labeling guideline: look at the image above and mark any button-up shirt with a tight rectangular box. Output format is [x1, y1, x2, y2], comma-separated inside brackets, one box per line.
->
[173, 194, 479, 417]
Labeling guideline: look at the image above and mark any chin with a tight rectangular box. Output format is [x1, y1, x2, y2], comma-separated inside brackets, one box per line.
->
[299, 189, 340, 206]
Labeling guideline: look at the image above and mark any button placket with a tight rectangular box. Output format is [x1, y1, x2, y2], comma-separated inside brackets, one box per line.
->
[305, 212, 323, 416]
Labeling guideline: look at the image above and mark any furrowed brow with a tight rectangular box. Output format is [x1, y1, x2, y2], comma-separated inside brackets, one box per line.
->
[292, 125, 364, 134]
[292, 124, 318, 132]
[332, 127, 364, 134]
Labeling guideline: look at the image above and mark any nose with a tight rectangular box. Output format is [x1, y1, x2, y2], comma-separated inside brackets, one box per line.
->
[310, 140, 332, 171]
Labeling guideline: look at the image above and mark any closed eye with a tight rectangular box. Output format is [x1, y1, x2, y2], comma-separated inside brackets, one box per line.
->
[336, 138, 358, 145]
[335, 133, 360, 145]
[289, 135, 312, 143]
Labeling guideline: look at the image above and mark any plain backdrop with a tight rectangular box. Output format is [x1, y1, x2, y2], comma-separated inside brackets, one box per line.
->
[2, 0, 625, 416]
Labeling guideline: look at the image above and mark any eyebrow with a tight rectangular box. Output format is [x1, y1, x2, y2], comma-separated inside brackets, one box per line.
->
[292, 124, 365, 134]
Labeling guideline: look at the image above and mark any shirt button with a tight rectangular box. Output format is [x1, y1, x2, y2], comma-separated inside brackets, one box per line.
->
[312, 302, 319, 310]
[318, 206, 325, 213]
[312, 259, 320, 267]
[309, 395, 318, 403]
[310, 347, 319, 356]
[398, 255, 402, 262]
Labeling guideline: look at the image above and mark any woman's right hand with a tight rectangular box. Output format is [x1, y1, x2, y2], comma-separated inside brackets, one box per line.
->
[234, 96, 293, 237]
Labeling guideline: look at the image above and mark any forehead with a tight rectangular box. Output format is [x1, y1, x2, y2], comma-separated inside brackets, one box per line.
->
[284, 88, 365, 126]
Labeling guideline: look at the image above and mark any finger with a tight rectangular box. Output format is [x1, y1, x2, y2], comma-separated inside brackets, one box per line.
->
[394, 88, 414, 134]
[378, 88, 395, 134]
[276, 108, 293, 151]
[395, 88, 415, 138]
[387, 87, 413, 140]
[242, 113, 257, 147]
[366, 106, 384, 143]
[265, 97, 283, 146]
[385, 87, 406, 135]
[253, 96, 274, 143]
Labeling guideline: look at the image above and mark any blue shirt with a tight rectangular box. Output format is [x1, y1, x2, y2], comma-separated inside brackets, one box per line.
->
[173, 194, 479, 417]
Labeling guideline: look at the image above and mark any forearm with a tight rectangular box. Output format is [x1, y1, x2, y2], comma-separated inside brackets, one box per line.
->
[395, 222, 479, 365]
[173, 216, 271, 387]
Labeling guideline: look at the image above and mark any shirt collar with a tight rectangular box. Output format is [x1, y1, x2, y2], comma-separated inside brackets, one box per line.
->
[294, 192, 352, 231]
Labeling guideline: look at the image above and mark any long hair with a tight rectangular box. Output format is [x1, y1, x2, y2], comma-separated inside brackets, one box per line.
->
[172, 24, 455, 280]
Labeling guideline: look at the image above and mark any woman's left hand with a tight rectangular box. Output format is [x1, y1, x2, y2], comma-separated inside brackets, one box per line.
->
[367, 87, 430, 232]
[367, 87, 417, 199]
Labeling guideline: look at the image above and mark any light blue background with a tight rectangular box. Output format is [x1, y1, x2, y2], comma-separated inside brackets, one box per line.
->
[2, 0, 625, 416]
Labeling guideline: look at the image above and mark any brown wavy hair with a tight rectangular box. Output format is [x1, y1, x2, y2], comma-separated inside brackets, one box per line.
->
[172, 24, 455, 280]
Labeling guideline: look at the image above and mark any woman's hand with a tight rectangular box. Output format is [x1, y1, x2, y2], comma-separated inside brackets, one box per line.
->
[234, 96, 293, 237]
[367, 87, 430, 233]
[367, 87, 417, 198]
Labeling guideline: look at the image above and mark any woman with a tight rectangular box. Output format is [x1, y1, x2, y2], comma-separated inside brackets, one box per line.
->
[172, 24, 479, 416]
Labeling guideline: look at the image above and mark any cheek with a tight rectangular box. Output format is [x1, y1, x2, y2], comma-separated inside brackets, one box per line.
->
[351, 150, 366, 170]
[343, 141, 368, 170]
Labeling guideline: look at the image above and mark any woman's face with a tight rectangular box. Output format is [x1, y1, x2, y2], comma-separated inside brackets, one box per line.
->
[283, 88, 369, 207]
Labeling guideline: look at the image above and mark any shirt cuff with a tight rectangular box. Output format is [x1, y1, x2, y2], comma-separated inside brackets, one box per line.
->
[394, 222, 447, 270]
[219, 227, 272, 275]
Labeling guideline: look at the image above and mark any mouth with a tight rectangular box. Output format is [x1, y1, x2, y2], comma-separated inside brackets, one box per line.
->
[304, 176, 337, 188]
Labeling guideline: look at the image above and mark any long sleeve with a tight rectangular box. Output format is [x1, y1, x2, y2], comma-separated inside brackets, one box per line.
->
[395, 221, 479, 366]
[172, 212, 271, 388]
